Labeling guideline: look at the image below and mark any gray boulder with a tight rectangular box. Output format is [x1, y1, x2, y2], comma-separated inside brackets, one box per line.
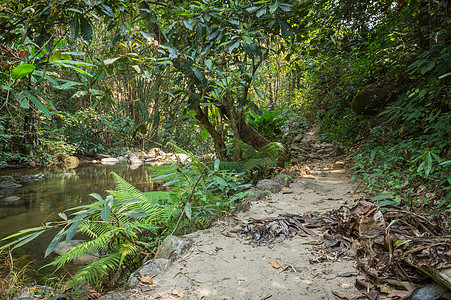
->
[0, 176, 22, 189]
[351, 82, 393, 116]
[272, 174, 293, 187]
[128, 155, 143, 164]
[126, 258, 171, 289]
[53, 240, 99, 264]
[301, 180, 331, 193]
[411, 283, 451, 300]
[126, 235, 193, 289]
[247, 188, 267, 201]
[155, 235, 193, 262]
[256, 179, 282, 194]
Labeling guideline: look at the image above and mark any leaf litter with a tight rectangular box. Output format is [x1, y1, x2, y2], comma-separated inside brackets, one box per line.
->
[237, 198, 451, 298]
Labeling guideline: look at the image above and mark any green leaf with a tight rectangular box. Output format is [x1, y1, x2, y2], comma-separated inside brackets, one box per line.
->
[214, 159, 220, 171]
[184, 202, 192, 219]
[201, 129, 210, 140]
[54, 80, 84, 90]
[371, 194, 392, 201]
[163, 179, 182, 186]
[101, 206, 111, 223]
[246, 6, 260, 13]
[89, 193, 104, 203]
[1, 226, 45, 241]
[269, 1, 279, 14]
[256, 8, 266, 17]
[22, 91, 51, 118]
[420, 62, 435, 75]
[70, 14, 80, 40]
[378, 200, 400, 207]
[45, 228, 65, 257]
[12, 64, 36, 79]
[228, 39, 240, 53]
[183, 20, 193, 31]
[104, 57, 121, 65]
[58, 213, 68, 220]
[254, 86, 264, 98]
[213, 175, 227, 186]
[205, 59, 212, 70]
[12, 231, 45, 250]
[72, 91, 88, 98]
[106, 195, 114, 208]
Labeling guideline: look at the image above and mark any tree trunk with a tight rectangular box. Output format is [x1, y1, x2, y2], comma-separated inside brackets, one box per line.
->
[23, 103, 38, 156]
[193, 103, 229, 160]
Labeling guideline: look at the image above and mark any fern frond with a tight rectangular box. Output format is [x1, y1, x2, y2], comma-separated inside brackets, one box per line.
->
[109, 172, 145, 202]
[70, 252, 122, 286]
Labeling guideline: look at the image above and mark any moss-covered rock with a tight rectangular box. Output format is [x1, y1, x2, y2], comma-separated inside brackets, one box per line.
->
[351, 82, 392, 116]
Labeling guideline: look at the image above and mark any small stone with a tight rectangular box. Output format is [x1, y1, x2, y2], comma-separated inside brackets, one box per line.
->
[281, 187, 293, 194]
[272, 174, 293, 187]
[101, 157, 120, 164]
[20, 173, 45, 181]
[411, 283, 451, 300]
[4, 196, 21, 202]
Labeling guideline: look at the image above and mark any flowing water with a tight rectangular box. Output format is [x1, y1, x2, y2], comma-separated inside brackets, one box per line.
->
[0, 162, 160, 279]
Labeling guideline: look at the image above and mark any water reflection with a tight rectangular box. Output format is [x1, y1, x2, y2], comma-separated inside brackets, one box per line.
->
[0, 162, 161, 276]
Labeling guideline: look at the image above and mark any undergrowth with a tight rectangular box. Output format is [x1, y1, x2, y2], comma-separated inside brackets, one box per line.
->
[0, 143, 256, 291]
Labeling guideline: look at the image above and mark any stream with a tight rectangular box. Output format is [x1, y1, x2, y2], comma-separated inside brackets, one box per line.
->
[0, 162, 159, 279]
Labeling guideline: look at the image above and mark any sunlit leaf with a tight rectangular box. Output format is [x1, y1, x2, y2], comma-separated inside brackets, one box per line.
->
[12, 64, 35, 79]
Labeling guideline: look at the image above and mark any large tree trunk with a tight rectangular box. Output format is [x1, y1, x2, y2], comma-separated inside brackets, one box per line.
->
[235, 110, 270, 150]
[193, 103, 229, 160]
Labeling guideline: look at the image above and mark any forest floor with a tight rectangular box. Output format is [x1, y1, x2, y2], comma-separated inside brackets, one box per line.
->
[101, 127, 371, 300]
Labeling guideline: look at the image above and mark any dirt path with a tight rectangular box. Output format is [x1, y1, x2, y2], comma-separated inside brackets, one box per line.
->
[102, 128, 365, 300]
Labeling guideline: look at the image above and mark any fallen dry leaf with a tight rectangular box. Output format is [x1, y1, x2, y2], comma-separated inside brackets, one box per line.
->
[302, 240, 323, 245]
[332, 291, 349, 299]
[388, 289, 411, 299]
[268, 260, 281, 269]
[355, 279, 378, 300]
[138, 276, 154, 285]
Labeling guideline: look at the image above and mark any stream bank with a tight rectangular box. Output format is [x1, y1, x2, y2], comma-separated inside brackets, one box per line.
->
[98, 128, 366, 300]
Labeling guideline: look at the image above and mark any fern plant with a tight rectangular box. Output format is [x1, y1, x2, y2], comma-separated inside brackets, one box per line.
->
[0, 172, 180, 288]
[150, 142, 252, 229]
[1, 144, 252, 288]
[220, 140, 285, 180]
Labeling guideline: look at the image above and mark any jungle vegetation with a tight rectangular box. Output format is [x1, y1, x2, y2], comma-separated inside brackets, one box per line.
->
[0, 0, 450, 296]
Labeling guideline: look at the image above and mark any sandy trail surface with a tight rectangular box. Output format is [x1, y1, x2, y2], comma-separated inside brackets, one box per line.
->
[102, 129, 366, 300]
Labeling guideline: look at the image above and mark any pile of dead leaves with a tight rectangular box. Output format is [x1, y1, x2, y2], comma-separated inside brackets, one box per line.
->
[314, 198, 451, 298]
[238, 199, 450, 298]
